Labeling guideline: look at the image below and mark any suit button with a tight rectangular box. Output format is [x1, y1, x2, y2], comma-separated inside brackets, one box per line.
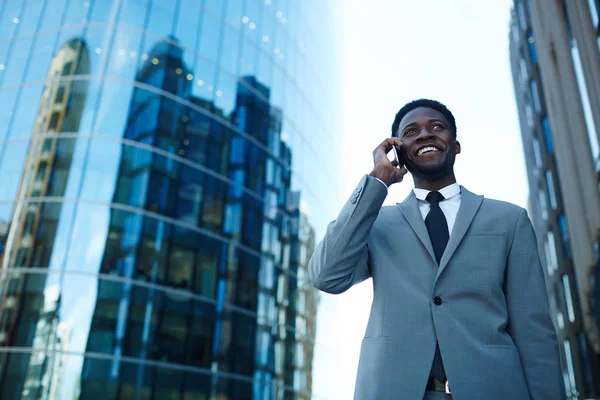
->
[434, 296, 442, 306]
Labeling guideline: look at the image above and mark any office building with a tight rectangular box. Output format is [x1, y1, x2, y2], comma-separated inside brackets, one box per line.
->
[0, 1, 342, 399]
[509, 0, 600, 398]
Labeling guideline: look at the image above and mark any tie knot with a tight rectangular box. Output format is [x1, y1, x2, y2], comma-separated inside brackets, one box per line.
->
[426, 191, 444, 204]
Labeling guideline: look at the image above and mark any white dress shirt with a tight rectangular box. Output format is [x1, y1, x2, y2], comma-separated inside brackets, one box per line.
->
[370, 176, 462, 234]
[413, 183, 461, 235]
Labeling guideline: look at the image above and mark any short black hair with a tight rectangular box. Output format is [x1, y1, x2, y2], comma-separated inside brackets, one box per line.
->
[391, 99, 457, 138]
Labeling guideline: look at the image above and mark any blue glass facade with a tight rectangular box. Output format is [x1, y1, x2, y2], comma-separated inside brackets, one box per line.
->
[0, 0, 342, 399]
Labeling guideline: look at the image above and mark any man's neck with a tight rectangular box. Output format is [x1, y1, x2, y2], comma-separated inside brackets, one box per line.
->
[413, 174, 457, 192]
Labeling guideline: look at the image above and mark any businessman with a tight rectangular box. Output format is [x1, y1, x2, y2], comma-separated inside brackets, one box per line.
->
[308, 99, 563, 399]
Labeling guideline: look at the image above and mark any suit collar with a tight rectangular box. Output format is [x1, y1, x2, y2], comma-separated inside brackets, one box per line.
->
[437, 186, 484, 275]
[396, 186, 484, 273]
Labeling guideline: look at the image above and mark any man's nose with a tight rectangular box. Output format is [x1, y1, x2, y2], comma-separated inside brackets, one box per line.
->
[416, 127, 434, 140]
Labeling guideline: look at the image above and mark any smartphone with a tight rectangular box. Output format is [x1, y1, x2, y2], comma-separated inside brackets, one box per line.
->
[391, 143, 405, 168]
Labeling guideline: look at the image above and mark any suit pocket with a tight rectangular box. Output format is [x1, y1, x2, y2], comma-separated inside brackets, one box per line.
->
[469, 232, 506, 237]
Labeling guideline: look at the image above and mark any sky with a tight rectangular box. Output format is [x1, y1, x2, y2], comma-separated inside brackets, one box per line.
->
[312, 1, 526, 399]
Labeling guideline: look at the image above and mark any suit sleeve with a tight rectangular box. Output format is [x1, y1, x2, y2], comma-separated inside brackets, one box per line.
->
[505, 208, 565, 400]
[308, 174, 388, 294]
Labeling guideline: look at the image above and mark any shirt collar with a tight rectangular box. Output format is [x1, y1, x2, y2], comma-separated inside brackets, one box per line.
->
[413, 183, 461, 202]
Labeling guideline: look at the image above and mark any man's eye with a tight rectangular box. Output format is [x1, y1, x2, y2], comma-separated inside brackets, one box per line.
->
[432, 124, 443, 131]
[404, 128, 417, 135]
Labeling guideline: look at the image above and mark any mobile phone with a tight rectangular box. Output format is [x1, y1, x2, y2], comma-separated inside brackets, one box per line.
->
[391, 144, 405, 168]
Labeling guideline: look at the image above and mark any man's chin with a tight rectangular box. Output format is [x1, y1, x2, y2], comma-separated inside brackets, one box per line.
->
[409, 163, 449, 180]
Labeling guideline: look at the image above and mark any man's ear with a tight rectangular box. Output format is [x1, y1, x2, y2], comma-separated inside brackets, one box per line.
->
[455, 140, 461, 154]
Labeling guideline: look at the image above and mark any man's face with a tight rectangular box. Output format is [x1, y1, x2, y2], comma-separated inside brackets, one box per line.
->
[396, 107, 461, 179]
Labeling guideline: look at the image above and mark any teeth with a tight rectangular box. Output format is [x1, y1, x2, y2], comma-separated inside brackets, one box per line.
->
[418, 146, 439, 156]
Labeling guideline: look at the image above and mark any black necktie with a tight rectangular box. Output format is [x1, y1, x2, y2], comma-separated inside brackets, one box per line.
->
[425, 191, 448, 381]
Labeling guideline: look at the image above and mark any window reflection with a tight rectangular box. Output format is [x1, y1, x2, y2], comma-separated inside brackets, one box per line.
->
[0, 0, 336, 398]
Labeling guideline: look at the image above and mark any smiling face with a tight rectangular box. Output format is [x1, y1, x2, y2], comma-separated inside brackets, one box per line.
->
[396, 107, 461, 181]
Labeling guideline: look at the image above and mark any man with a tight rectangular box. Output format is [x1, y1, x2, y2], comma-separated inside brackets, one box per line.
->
[308, 99, 563, 399]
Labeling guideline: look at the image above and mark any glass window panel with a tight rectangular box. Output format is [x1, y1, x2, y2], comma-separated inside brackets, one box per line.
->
[0, 140, 29, 201]
[563, 340, 578, 397]
[220, 26, 241, 74]
[240, 37, 258, 77]
[542, 116, 553, 153]
[8, 84, 44, 139]
[557, 311, 565, 329]
[562, 274, 576, 323]
[0, 0, 24, 39]
[88, 0, 116, 23]
[0, 41, 10, 73]
[260, 5, 276, 55]
[588, 0, 599, 28]
[545, 170, 558, 209]
[525, 104, 534, 129]
[243, 0, 262, 42]
[519, 58, 529, 86]
[558, 215, 572, 259]
[270, 64, 284, 111]
[79, 138, 121, 202]
[577, 331, 595, 398]
[118, 0, 151, 28]
[24, 32, 59, 82]
[16, 0, 45, 36]
[527, 33, 537, 63]
[545, 231, 558, 273]
[2, 37, 34, 86]
[38, 0, 68, 31]
[517, 1, 528, 30]
[62, 0, 91, 27]
[81, 27, 112, 76]
[538, 189, 548, 221]
[146, 0, 176, 37]
[225, 0, 243, 28]
[257, 48, 273, 87]
[191, 58, 217, 101]
[530, 80, 541, 113]
[173, 0, 203, 51]
[105, 28, 144, 80]
[214, 70, 237, 118]
[570, 39, 599, 161]
[93, 80, 136, 137]
[198, 8, 224, 64]
[532, 137, 543, 167]
[204, 0, 225, 15]
[0, 87, 19, 142]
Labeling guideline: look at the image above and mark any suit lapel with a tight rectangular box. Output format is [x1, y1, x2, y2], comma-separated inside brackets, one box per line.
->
[437, 186, 484, 277]
[397, 192, 437, 264]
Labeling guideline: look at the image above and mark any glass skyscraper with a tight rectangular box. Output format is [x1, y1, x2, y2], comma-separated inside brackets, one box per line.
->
[0, 1, 343, 399]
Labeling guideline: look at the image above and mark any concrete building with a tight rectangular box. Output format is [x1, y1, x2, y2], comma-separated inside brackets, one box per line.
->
[509, 0, 600, 398]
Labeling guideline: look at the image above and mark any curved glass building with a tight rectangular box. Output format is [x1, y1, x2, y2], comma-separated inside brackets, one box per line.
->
[0, 1, 343, 399]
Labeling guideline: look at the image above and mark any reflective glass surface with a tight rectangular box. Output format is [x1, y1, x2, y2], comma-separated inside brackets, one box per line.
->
[0, 1, 342, 398]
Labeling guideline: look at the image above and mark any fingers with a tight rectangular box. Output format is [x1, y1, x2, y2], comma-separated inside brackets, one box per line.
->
[378, 138, 403, 152]
[390, 165, 409, 185]
[373, 138, 403, 163]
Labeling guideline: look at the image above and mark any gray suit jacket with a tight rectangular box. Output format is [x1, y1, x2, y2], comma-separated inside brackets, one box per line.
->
[309, 175, 563, 400]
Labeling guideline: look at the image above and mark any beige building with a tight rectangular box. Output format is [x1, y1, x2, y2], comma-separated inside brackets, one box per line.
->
[509, 0, 600, 398]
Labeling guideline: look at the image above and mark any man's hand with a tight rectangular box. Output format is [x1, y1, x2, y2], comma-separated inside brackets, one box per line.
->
[369, 138, 408, 187]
